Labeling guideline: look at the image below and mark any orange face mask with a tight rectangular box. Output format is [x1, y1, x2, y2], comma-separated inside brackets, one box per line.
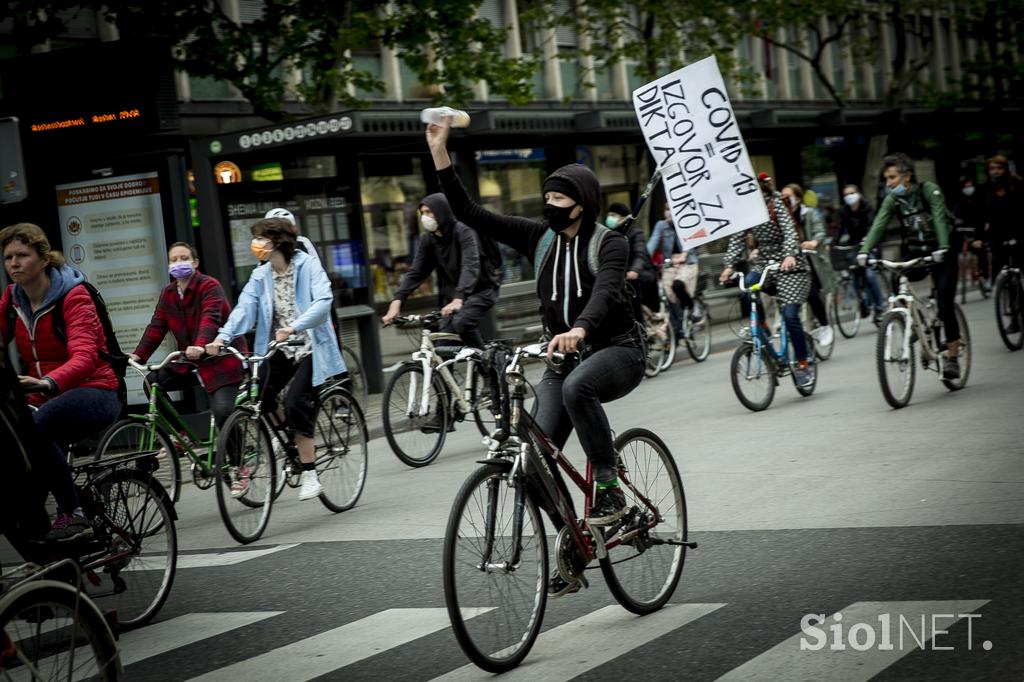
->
[250, 237, 274, 261]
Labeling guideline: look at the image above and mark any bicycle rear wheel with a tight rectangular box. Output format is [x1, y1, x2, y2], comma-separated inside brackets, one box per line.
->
[685, 312, 711, 362]
[659, 317, 677, 371]
[994, 271, 1023, 351]
[730, 343, 776, 411]
[443, 463, 547, 673]
[383, 363, 448, 467]
[312, 389, 368, 512]
[95, 419, 181, 503]
[0, 580, 121, 680]
[876, 311, 916, 408]
[833, 278, 862, 339]
[84, 468, 177, 629]
[644, 335, 664, 377]
[942, 304, 972, 391]
[215, 409, 276, 544]
[601, 428, 688, 615]
[341, 345, 369, 406]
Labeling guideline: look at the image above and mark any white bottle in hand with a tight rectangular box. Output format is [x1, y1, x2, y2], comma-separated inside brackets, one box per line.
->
[421, 106, 471, 127]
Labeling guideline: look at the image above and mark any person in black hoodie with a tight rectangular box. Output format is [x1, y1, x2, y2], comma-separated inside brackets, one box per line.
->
[606, 201, 657, 316]
[426, 120, 643, 598]
[382, 193, 501, 349]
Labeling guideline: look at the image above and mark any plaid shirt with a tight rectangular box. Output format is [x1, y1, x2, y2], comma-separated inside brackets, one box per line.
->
[134, 273, 247, 393]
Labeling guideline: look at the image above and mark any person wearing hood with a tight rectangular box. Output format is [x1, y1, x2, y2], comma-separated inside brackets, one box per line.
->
[606, 201, 658, 318]
[0, 222, 123, 542]
[980, 155, 1023, 302]
[426, 119, 643, 597]
[130, 241, 247, 429]
[838, 184, 885, 322]
[381, 193, 501, 349]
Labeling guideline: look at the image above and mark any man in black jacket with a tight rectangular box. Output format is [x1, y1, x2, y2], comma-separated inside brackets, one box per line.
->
[606, 201, 657, 318]
[382, 193, 500, 349]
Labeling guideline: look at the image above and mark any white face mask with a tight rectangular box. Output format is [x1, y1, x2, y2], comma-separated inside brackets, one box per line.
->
[962, 186, 976, 197]
[420, 214, 439, 233]
[843, 193, 861, 207]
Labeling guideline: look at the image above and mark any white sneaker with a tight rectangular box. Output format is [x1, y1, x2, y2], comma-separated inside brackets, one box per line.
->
[811, 325, 834, 347]
[298, 470, 323, 501]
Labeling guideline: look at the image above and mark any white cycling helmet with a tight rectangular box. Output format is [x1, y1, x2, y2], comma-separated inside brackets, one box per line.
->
[265, 207, 295, 225]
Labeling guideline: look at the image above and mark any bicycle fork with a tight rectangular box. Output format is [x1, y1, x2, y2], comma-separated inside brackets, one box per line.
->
[476, 473, 526, 574]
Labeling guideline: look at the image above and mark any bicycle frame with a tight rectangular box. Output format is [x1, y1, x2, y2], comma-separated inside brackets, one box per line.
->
[877, 259, 944, 365]
[405, 325, 477, 419]
[482, 346, 666, 570]
[736, 265, 794, 371]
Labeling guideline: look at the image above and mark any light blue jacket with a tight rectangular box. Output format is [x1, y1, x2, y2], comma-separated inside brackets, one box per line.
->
[647, 220, 698, 265]
[217, 250, 344, 387]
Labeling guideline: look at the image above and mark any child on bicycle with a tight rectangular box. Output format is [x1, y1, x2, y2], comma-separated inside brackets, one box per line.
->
[719, 174, 814, 387]
[425, 118, 643, 598]
[206, 218, 346, 501]
[130, 241, 246, 430]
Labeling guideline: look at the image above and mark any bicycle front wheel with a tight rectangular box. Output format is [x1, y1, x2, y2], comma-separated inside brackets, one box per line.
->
[685, 313, 711, 362]
[341, 345, 369, 406]
[85, 468, 177, 628]
[659, 318, 677, 371]
[644, 335, 665, 378]
[215, 409, 276, 544]
[470, 365, 536, 438]
[876, 311, 916, 408]
[730, 343, 776, 411]
[383, 363, 449, 467]
[312, 389, 368, 512]
[95, 418, 181, 503]
[443, 463, 548, 673]
[994, 271, 1023, 351]
[601, 428, 688, 615]
[832, 278, 862, 339]
[0, 580, 121, 680]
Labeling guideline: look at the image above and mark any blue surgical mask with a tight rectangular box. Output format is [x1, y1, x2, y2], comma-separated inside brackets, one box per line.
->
[888, 184, 907, 197]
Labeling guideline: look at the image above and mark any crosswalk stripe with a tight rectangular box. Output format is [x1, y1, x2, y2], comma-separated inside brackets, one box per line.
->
[433, 603, 726, 681]
[187, 607, 494, 682]
[6, 612, 282, 682]
[716, 600, 990, 682]
[166, 543, 300, 569]
[118, 611, 284, 667]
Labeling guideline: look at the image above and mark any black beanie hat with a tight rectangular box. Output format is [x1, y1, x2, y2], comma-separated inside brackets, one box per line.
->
[542, 176, 582, 205]
[607, 202, 630, 217]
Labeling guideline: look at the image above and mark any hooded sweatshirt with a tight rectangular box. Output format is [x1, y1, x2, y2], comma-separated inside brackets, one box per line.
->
[437, 164, 635, 347]
[0, 264, 118, 403]
[393, 192, 500, 304]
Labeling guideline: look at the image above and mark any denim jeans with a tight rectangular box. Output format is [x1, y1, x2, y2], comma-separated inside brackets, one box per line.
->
[33, 387, 122, 514]
[845, 250, 885, 312]
[740, 271, 810, 361]
[533, 342, 645, 486]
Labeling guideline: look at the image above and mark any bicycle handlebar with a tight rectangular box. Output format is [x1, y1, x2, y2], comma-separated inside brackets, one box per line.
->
[868, 255, 934, 271]
[212, 338, 306, 366]
[732, 262, 781, 292]
[391, 311, 443, 329]
[129, 350, 186, 373]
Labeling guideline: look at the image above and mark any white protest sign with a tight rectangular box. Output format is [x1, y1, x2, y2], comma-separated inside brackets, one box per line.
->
[633, 55, 767, 249]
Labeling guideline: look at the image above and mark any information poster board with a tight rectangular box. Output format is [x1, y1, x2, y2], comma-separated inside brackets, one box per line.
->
[56, 172, 172, 404]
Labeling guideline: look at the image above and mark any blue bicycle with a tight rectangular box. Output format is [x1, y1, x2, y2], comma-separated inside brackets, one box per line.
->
[729, 263, 819, 411]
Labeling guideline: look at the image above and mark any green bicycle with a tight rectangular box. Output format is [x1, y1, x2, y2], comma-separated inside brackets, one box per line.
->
[94, 351, 229, 504]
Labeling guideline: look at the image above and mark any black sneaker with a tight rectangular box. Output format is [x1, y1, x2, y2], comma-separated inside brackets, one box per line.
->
[859, 300, 869, 318]
[547, 570, 581, 598]
[420, 413, 455, 434]
[587, 485, 627, 526]
[46, 513, 93, 543]
[943, 356, 961, 380]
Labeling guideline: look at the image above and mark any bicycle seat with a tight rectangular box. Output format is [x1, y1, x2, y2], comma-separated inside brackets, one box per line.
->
[435, 345, 467, 359]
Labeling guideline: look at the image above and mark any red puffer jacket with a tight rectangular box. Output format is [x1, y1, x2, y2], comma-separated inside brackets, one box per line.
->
[0, 283, 119, 406]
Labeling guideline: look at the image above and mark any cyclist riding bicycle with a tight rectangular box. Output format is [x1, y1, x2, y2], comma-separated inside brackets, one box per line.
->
[1, 223, 123, 542]
[719, 174, 814, 387]
[648, 206, 701, 323]
[605, 202, 657, 318]
[857, 153, 962, 379]
[425, 118, 644, 597]
[838, 184, 886, 323]
[382, 193, 501, 350]
[782, 183, 835, 348]
[205, 217, 346, 501]
[130, 241, 246, 430]
[979, 155, 1024, 310]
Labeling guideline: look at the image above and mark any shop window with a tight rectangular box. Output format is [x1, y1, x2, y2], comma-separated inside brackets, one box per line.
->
[359, 158, 434, 305]
[475, 149, 547, 283]
[189, 75, 234, 99]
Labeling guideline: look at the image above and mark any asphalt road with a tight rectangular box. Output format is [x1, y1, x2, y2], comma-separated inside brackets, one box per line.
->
[3, 290, 1022, 680]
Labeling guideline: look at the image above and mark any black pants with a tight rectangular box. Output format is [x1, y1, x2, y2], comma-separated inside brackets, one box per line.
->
[439, 287, 499, 349]
[907, 256, 961, 344]
[259, 353, 317, 438]
[534, 342, 644, 489]
[146, 367, 239, 429]
[806, 260, 829, 327]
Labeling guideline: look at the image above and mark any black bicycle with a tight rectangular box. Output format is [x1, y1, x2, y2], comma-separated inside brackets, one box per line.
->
[992, 239, 1022, 351]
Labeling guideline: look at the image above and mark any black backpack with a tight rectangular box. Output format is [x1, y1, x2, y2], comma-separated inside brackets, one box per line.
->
[5, 281, 129, 410]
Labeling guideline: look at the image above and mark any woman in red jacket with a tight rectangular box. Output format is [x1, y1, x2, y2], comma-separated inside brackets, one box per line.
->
[130, 241, 246, 429]
[0, 222, 123, 541]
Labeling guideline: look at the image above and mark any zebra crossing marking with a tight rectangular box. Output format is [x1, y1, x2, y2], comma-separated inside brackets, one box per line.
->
[186, 607, 494, 681]
[167, 543, 300, 569]
[433, 603, 726, 681]
[716, 600, 990, 681]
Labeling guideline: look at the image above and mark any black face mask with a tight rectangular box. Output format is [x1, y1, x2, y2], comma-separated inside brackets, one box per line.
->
[543, 202, 578, 232]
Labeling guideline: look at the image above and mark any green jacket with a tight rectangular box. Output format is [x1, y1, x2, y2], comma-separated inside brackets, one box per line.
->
[860, 181, 950, 255]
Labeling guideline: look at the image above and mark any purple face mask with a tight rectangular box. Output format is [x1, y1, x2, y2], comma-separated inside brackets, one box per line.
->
[168, 262, 194, 280]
